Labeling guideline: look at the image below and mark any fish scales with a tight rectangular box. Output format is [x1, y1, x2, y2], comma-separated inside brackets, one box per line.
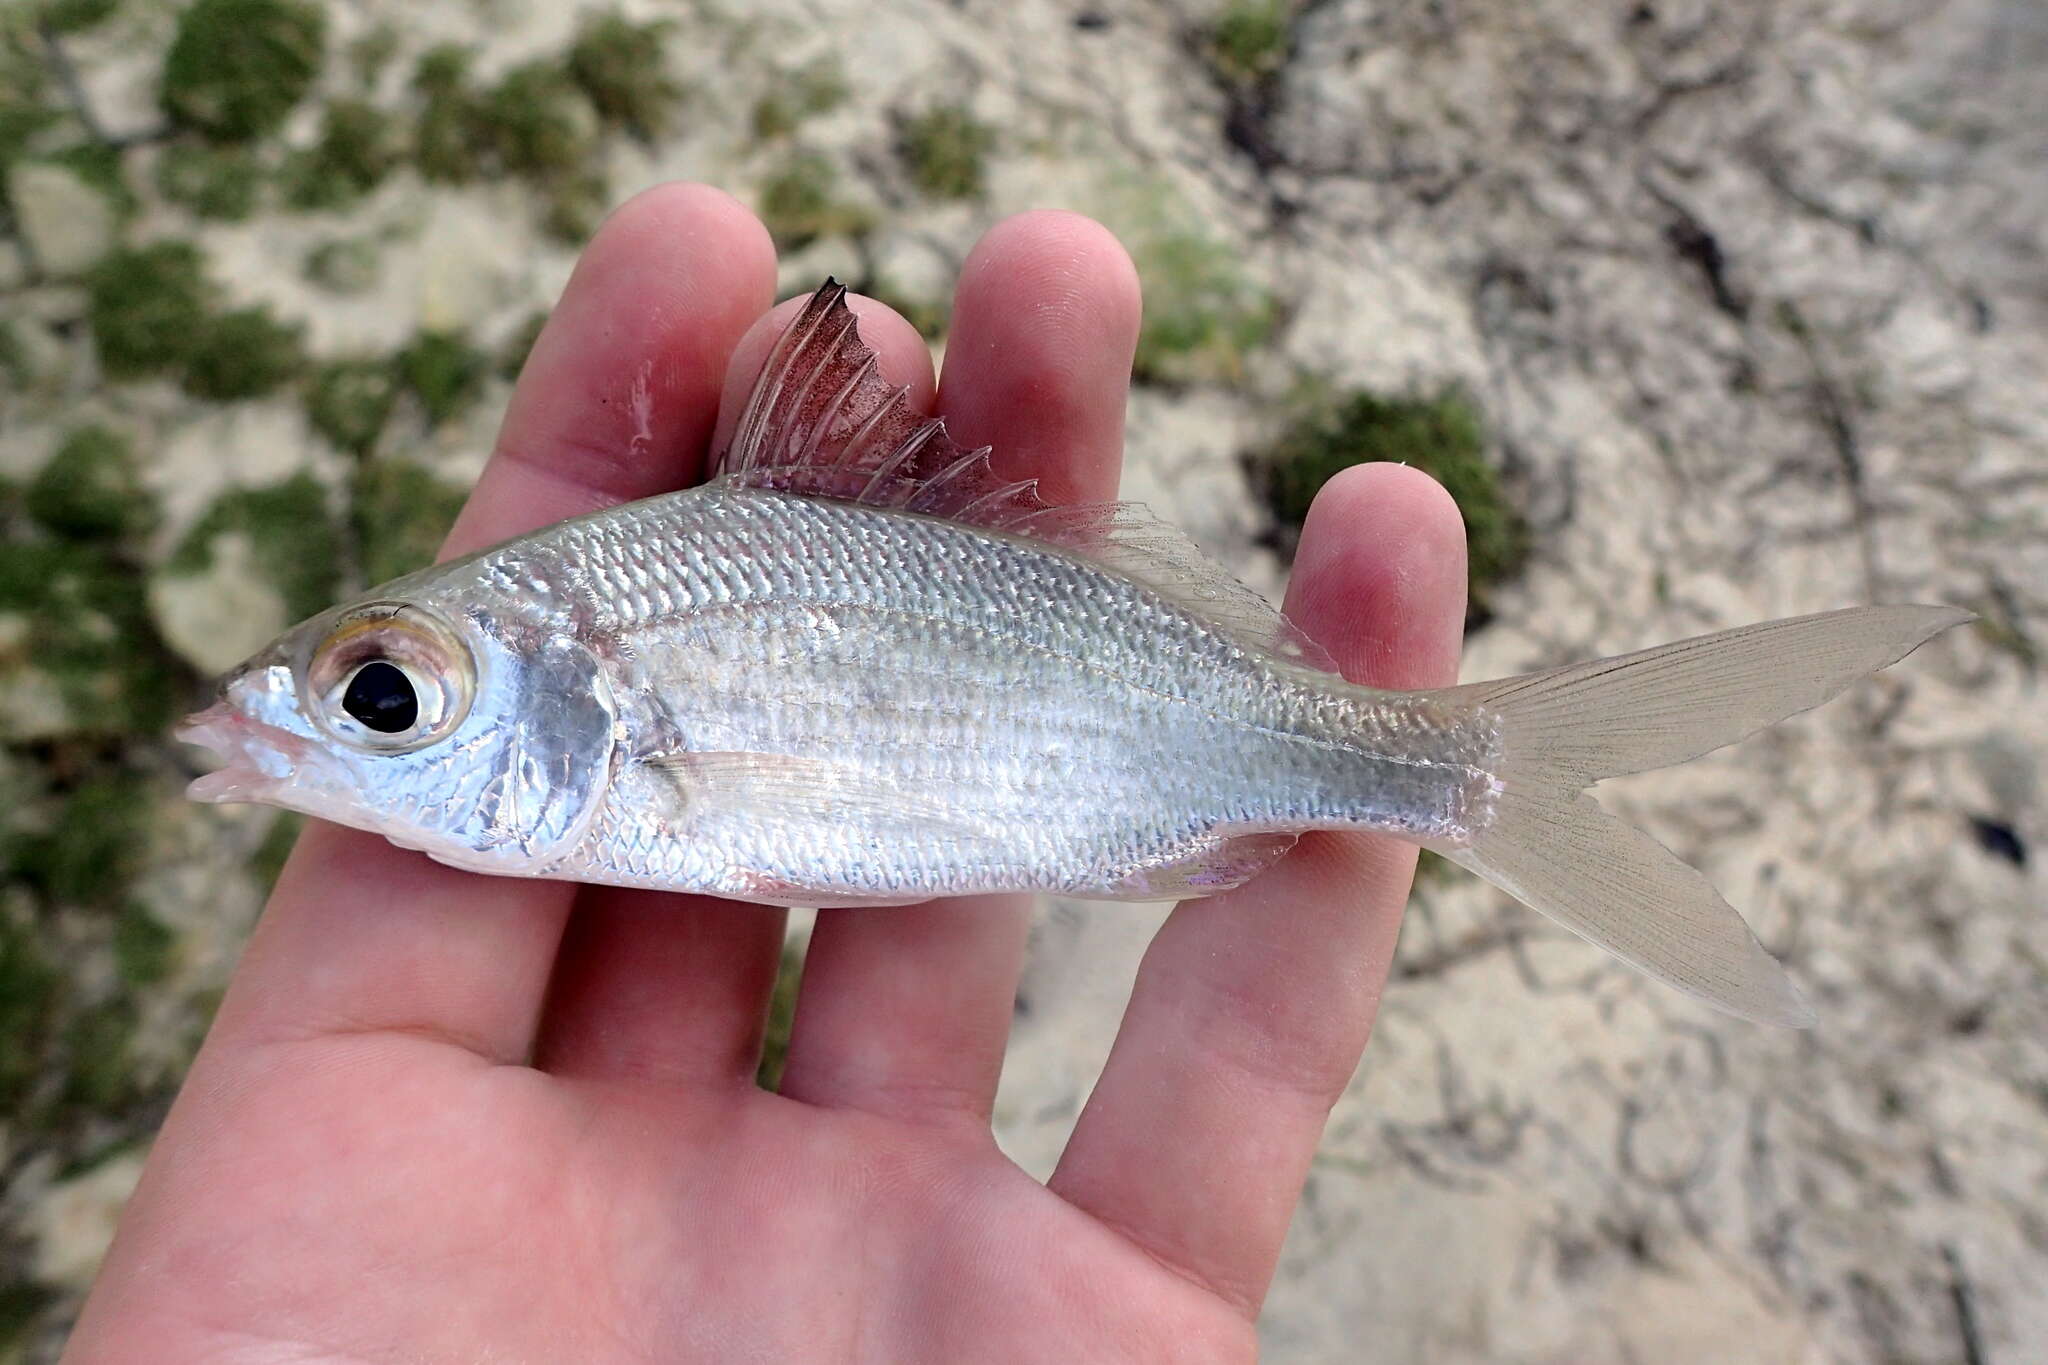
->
[494, 486, 1499, 900]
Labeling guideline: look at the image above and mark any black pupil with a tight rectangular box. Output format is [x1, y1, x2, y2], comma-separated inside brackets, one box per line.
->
[342, 661, 419, 733]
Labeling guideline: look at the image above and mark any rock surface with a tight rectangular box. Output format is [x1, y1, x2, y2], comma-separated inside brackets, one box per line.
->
[1, 1, 2041, 1362]
[6, 162, 116, 279]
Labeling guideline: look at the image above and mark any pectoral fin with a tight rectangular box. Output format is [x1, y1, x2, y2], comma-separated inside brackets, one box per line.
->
[641, 750, 998, 846]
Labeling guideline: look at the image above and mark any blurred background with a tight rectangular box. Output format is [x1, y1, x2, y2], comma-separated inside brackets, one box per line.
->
[1, 0, 2043, 1360]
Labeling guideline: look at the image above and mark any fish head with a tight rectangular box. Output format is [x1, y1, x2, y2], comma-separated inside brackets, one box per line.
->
[179, 589, 619, 872]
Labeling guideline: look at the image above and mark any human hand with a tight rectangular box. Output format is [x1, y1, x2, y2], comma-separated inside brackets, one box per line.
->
[64, 186, 1467, 1363]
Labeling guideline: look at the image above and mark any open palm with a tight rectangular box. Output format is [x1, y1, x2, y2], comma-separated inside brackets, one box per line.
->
[65, 187, 1467, 1364]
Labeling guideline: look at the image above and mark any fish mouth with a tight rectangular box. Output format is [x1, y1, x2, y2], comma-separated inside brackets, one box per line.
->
[176, 702, 312, 804]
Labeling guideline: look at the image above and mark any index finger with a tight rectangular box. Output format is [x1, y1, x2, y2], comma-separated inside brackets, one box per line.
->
[211, 184, 776, 1064]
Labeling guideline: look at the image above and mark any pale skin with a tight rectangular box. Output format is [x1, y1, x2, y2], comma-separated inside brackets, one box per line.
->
[64, 187, 1468, 1364]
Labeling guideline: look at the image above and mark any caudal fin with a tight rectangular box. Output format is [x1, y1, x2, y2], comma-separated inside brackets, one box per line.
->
[1436, 605, 1971, 1027]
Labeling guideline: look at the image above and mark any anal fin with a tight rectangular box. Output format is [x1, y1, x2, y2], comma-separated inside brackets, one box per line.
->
[1101, 832, 1299, 900]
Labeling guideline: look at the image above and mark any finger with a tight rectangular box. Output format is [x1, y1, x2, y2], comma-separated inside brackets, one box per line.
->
[1048, 463, 1468, 1315]
[534, 289, 936, 1087]
[532, 892, 788, 1086]
[777, 212, 1141, 1125]
[214, 184, 776, 1064]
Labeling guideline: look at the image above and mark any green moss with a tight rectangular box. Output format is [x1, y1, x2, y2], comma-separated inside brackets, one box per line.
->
[567, 13, 681, 141]
[171, 472, 339, 620]
[405, 43, 615, 240]
[897, 104, 993, 200]
[0, 539, 177, 735]
[0, 1279, 57, 1353]
[758, 152, 873, 251]
[412, 43, 472, 100]
[483, 61, 608, 240]
[756, 944, 804, 1091]
[302, 235, 380, 294]
[348, 22, 400, 89]
[283, 99, 400, 211]
[0, 911, 60, 1114]
[181, 304, 306, 401]
[161, 0, 326, 143]
[350, 458, 467, 585]
[0, 23, 56, 178]
[1130, 232, 1276, 384]
[36, 0, 121, 34]
[396, 329, 488, 428]
[752, 59, 848, 142]
[86, 241, 214, 379]
[41, 139, 138, 218]
[1209, 0, 1292, 85]
[483, 61, 597, 179]
[156, 140, 264, 220]
[16, 771, 152, 908]
[0, 106, 61, 187]
[305, 356, 397, 457]
[411, 45, 482, 183]
[539, 166, 610, 243]
[62, 994, 138, 1108]
[27, 425, 152, 542]
[249, 810, 300, 890]
[112, 901, 175, 986]
[1257, 388, 1526, 619]
[497, 309, 549, 382]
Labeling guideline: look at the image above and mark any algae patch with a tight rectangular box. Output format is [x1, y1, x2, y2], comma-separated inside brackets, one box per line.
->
[156, 142, 263, 221]
[758, 153, 873, 251]
[305, 357, 398, 457]
[1252, 388, 1527, 623]
[396, 329, 489, 428]
[567, 13, 683, 142]
[182, 305, 306, 401]
[160, 0, 326, 143]
[897, 105, 995, 200]
[169, 473, 339, 623]
[26, 426, 152, 543]
[350, 459, 468, 586]
[85, 242, 212, 380]
[283, 99, 401, 212]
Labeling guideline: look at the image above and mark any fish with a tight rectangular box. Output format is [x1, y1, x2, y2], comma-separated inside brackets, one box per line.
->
[178, 279, 1971, 1027]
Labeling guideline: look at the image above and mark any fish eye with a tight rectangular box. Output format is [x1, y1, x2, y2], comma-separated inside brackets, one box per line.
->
[342, 660, 420, 733]
[305, 603, 473, 751]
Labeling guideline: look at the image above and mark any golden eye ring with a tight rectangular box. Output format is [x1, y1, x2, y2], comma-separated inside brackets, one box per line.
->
[304, 603, 475, 752]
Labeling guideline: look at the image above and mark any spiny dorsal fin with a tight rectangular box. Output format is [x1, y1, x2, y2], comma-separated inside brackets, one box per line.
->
[714, 279, 1336, 672]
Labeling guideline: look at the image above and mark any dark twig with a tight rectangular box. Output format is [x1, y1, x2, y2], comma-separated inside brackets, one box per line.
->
[1942, 1243, 1990, 1365]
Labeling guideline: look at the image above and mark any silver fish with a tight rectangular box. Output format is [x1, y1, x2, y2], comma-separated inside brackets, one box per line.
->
[180, 281, 1969, 1026]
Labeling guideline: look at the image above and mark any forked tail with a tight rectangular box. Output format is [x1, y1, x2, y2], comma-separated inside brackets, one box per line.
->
[1433, 605, 1971, 1026]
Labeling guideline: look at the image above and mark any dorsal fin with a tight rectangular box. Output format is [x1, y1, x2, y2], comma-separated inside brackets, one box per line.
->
[713, 280, 1336, 673]
[715, 278, 1036, 521]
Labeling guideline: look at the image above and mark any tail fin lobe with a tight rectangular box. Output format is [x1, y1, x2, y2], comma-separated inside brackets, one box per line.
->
[1437, 604, 1969, 1027]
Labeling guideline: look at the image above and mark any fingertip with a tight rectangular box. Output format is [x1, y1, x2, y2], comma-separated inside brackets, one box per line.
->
[1283, 462, 1468, 691]
[955, 210, 1143, 335]
[710, 290, 939, 459]
[594, 181, 775, 267]
[941, 211, 1141, 501]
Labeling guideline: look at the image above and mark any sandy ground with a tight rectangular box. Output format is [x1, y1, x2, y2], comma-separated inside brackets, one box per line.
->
[3, 1, 2043, 1360]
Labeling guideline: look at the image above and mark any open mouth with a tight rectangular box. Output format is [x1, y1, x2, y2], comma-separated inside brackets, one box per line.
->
[176, 702, 310, 803]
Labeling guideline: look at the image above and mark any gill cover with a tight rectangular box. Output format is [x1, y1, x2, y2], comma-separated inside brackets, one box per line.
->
[416, 625, 618, 871]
